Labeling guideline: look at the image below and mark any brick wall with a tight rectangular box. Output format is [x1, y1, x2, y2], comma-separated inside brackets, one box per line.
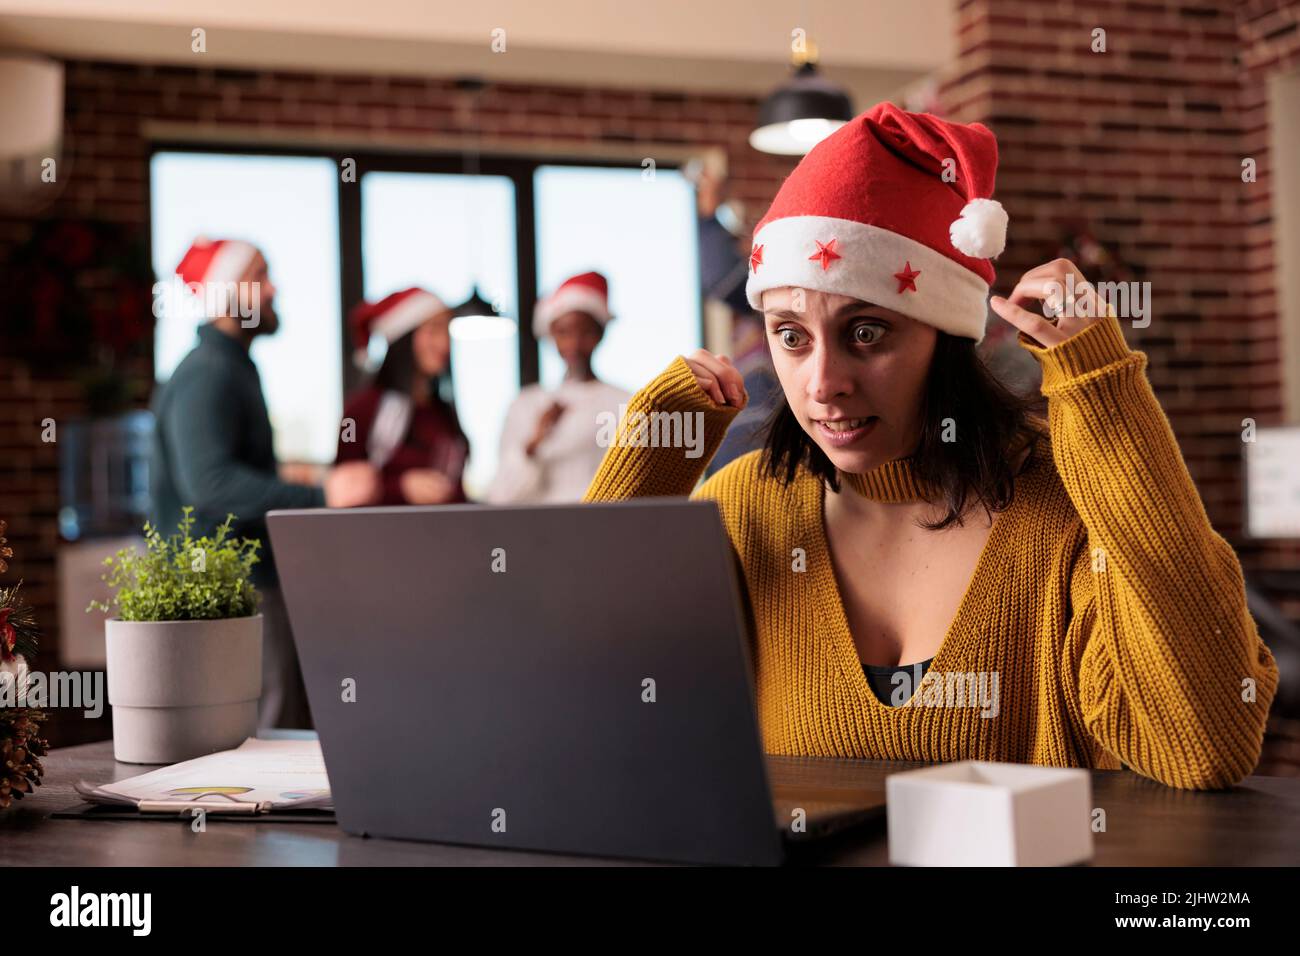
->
[1237, 0, 1300, 620]
[941, 0, 1300, 625]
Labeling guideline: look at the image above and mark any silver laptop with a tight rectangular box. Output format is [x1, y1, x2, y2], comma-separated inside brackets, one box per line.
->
[267, 499, 884, 865]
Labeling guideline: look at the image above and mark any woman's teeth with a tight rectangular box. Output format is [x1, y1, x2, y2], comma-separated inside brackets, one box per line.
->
[820, 418, 871, 432]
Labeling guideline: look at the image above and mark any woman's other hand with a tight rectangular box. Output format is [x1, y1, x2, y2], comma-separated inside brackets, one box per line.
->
[525, 401, 566, 458]
[324, 461, 382, 508]
[399, 468, 457, 505]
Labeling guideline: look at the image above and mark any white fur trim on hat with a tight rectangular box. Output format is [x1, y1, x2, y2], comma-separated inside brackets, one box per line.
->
[745, 215, 989, 342]
[205, 239, 258, 286]
[189, 240, 257, 318]
[949, 198, 1008, 259]
[372, 290, 447, 346]
[532, 286, 613, 339]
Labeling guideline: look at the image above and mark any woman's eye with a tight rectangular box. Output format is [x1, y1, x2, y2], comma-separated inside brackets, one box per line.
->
[778, 328, 805, 349]
[852, 323, 886, 345]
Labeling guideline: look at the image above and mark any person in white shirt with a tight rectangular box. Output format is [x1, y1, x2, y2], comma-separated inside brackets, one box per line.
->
[485, 272, 630, 503]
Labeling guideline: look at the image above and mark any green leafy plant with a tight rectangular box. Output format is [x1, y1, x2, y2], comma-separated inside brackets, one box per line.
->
[88, 507, 261, 622]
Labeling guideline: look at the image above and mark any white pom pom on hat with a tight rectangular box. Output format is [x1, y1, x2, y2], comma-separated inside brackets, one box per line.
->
[949, 198, 1009, 259]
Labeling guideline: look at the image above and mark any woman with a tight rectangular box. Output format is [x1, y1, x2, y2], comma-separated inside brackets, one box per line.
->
[584, 103, 1278, 790]
[338, 287, 469, 505]
[485, 271, 630, 503]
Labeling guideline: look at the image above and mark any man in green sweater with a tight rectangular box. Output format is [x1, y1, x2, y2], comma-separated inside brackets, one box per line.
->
[152, 238, 380, 729]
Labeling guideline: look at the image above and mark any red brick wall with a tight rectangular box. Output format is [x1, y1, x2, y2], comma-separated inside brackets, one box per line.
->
[941, 0, 1300, 623]
[1237, 0, 1300, 618]
[0, 62, 795, 664]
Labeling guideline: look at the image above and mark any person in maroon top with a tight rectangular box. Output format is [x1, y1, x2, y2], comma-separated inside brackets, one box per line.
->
[337, 288, 469, 505]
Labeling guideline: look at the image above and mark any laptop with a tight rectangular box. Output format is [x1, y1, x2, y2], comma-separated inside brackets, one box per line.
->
[267, 499, 885, 866]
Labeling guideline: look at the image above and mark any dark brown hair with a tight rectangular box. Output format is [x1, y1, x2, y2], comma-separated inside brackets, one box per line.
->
[373, 330, 467, 439]
[760, 330, 1046, 531]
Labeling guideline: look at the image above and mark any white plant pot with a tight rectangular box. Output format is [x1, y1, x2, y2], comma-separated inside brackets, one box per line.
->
[106, 616, 262, 764]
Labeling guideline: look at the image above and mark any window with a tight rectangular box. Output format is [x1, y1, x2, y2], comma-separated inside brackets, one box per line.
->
[150, 151, 342, 464]
[149, 148, 703, 497]
[361, 172, 518, 497]
[534, 165, 701, 392]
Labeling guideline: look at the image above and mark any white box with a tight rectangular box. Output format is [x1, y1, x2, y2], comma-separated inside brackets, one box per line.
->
[887, 761, 1094, 867]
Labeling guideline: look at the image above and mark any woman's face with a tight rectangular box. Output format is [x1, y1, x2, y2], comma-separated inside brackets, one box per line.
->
[549, 310, 604, 368]
[761, 287, 937, 475]
[412, 309, 452, 377]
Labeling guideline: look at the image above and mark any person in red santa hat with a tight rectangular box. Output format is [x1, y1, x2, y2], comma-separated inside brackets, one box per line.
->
[337, 288, 470, 505]
[581, 103, 1276, 790]
[484, 271, 630, 503]
[151, 237, 381, 730]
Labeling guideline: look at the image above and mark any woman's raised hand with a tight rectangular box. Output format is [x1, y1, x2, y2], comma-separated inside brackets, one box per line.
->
[989, 257, 1114, 348]
[682, 350, 749, 410]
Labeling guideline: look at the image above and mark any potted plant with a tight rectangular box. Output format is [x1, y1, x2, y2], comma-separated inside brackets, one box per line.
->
[89, 507, 262, 764]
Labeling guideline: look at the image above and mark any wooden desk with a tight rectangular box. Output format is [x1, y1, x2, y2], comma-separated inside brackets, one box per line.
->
[3, 741, 1298, 866]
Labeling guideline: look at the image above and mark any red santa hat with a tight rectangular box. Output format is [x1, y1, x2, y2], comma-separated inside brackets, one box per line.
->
[349, 287, 449, 368]
[533, 271, 613, 339]
[175, 237, 259, 317]
[745, 102, 1007, 343]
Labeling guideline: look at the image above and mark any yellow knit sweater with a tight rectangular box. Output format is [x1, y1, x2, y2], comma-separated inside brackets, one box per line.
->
[583, 311, 1280, 790]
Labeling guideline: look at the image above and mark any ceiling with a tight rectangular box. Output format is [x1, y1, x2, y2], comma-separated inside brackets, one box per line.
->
[0, 0, 952, 105]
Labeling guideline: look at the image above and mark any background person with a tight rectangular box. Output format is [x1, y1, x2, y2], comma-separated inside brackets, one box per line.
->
[151, 237, 381, 730]
[338, 287, 469, 505]
[485, 271, 629, 503]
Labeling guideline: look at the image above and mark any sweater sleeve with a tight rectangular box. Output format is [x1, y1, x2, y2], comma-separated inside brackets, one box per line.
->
[484, 391, 547, 504]
[1018, 312, 1279, 789]
[165, 366, 326, 516]
[583, 355, 741, 501]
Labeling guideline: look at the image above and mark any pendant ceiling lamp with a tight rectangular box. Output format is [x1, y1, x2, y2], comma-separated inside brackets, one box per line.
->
[450, 77, 513, 341]
[749, 40, 853, 156]
[451, 286, 512, 339]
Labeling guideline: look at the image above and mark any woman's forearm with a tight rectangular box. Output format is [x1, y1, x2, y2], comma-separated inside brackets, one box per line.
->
[583, 356, 741, 502]
[1021, 312, 1279, 789]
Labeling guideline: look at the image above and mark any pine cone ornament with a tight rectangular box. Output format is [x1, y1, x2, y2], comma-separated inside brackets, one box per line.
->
[0, 709, 47, 810]
[0, 519, 47, 813]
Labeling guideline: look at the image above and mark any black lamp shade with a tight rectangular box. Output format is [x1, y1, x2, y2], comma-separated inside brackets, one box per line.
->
[750, 62, 854, 156]
[453, 286, 497, 319]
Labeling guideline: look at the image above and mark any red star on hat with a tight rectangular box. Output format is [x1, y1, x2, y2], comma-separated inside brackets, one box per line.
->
[749, 244, 764, 272]
[894, 261, 921, 293]
[808, 238, 842, 271]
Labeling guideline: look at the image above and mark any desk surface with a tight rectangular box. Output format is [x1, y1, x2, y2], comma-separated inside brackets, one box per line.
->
[4, 741, 1299, 866]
